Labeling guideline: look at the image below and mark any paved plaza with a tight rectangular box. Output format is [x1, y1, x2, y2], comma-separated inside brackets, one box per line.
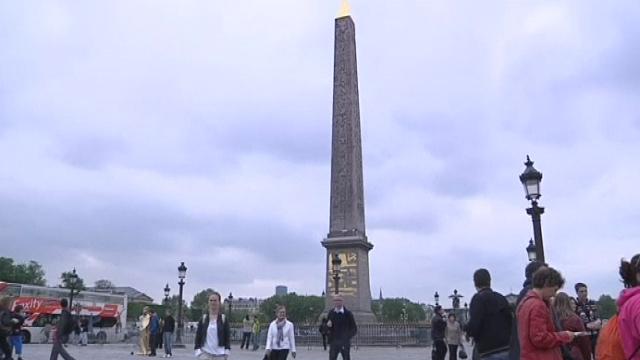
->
[20, 344, 440, 359]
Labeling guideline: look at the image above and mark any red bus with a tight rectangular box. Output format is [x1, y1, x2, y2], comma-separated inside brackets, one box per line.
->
[0, 282, 127, 343]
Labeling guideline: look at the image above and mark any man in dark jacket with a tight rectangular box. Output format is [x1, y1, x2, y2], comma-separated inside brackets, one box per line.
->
[0, 297, 16, 360]
[49, 298, 76, 360]
[431, 305, 447, 360]
[162, 309, 175, 358]
[465, 269, 512, 360]
[326, 295, 357, 360]
[149, 309, 160, 356]
[509, 261, 546, 360]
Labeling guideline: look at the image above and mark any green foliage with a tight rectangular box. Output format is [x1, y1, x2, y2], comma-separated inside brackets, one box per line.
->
[59, 271, 86, 293]
[0, 257, 46, 286]
[259, 293, 324, 324]
[597, 294, 617, 319]
[94, 279, 115, 289]
[372, 298, 426, 322]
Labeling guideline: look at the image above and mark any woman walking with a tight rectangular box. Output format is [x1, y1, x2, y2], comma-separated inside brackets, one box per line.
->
[241, 315, 252, 350]
[194, 292, 231, 359]
[445, 313, 463, 360]
[265, 305, 296, 360]
[551, 292, 591, 360]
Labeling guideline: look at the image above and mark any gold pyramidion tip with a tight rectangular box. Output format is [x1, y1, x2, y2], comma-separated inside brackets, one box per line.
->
[338, 0, 351, 18]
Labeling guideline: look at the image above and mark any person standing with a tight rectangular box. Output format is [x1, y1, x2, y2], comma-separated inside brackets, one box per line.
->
[139, 307, 151, 356]
[194, 292, 231, 359]
[79, 318, 88, 346]
[9, 304, 26, 360]
[465, 268, 512, 360]
[616, 254, 640, 360]
[517, 267, 575, 360]
[149, 309, 160, 356]
[574, 282, 600, 358]
[241, 315, 252, 350]
[510, 261, 547, 360]
[49, 298, 77, 360]
[0, 297, 16, 360]
[319, 316, 329, 351]
[445, 313, 463, 360]
[431, 306, 447, 360]
[326, 295, 357, 360]
[251, 316, 261, 351]
[551, 292, 591, 360]
[265, 305, 296, 360]
[162, 309, 175, 358]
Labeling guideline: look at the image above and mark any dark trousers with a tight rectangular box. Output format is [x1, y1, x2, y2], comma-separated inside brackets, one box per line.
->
[269, 349, 289, 360]
[49, 338, 76, 360]
[432, 340, 447, 360]
[241, 332, 251, 349]
[322, 334, 328, 350]
[329, 342, 351, 360]
[448, 344, 459, 360]
[149, 333, 157, 355]
[0, 335, 12, 359]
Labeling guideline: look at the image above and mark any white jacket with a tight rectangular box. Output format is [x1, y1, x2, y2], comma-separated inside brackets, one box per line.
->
[265, 319, 296, 352]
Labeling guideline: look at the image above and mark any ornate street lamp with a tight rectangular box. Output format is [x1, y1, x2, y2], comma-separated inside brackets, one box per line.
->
[227, 292, 234, 316]
[69, 268, 79, 309]
[526, 239, 537, 262]
[174, 262, 187, 348]
[434, 291, 440, 306]
[331, 253, 342, 295]
[164, 283, 171, 305]
[520, 155, 546, 262]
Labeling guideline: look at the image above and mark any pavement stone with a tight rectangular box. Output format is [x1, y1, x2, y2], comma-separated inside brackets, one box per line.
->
[18, 344, 439, 360]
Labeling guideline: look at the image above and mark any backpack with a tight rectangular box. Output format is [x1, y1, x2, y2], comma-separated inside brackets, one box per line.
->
[596, 315, 626, 360]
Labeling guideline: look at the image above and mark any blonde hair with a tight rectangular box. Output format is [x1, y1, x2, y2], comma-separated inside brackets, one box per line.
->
[552, 292, 575, 321]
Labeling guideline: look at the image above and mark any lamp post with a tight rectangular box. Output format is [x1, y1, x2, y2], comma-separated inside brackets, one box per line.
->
[526, 239, 537, 262]
[68, 268, 79, 309]
[175, 262, 187, 348]
[520, 155, 546, 263]
[331, 253, 342, 295]
[164, 283, 171, 305]
[227, 292, 234, 318]
[434, 291, 440, 306]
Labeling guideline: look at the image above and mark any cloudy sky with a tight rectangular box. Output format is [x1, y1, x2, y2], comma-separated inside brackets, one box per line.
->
[1, 0, 639, 307]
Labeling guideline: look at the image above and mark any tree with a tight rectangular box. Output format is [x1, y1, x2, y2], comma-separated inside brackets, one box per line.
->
[190, 289, 217, 321]
[372, 298, 426, 322]
[259, 293, 324, 324]
[0, 257, 46, 286]
[94, 279, 115, 289]
[59, 271, 86, 293]
[597, 294, 617, 319]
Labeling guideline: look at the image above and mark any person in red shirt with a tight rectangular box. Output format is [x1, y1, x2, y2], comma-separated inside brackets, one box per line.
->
[517, 267, 575, 360]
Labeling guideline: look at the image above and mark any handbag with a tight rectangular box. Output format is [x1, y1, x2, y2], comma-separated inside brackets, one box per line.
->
[458, 345, 468, 359]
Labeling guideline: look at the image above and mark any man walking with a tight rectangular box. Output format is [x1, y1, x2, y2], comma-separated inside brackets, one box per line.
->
[465, 269, 512, 360]
[162, 309, 175, 358]
[49, 298, 76, 360]
[430, 305, 447, 360]
[326, 295, 357, 360]
[149, 309, 160, 357]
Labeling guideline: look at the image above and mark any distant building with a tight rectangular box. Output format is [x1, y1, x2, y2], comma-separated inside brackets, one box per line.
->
[275, 286, 288, 296]
[87, 286, 153, 304]
[225, 297, 263, 314]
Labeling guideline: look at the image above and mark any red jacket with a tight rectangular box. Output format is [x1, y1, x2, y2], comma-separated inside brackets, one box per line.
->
[560, 314, 591, 360]
[517, 290, 572, 360]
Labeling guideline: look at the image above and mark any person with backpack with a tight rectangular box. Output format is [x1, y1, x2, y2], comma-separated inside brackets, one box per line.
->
[517, 267, 575, 360]
[194, 292, 230, 359]
[598, 254, 640, 360]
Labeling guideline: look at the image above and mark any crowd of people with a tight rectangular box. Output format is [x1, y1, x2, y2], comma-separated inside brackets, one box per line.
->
[136, 306, 176, 357]
[428, 253, 640, 360]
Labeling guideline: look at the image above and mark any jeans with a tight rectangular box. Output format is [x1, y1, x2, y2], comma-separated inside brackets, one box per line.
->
[49, 338, 76, 360]
[269, 349, 290, 360]
[329, 342, 351, 360]
[241, 332, 251, 349]
[10, 334, 23, 356]
[163, 332, 173, 355]
[448, 344, 459, 360]
[481, 350, 510, 360]
[432, 340, 447, 360]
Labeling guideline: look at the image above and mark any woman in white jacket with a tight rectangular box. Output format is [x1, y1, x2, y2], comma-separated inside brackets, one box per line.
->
[265, 305, 296, 360]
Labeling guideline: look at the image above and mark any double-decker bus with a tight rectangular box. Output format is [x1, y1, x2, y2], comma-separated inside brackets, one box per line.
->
[0, 282, 127, 344]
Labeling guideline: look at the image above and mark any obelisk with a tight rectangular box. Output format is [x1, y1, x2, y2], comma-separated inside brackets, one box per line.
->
[321, 0, 376, 323]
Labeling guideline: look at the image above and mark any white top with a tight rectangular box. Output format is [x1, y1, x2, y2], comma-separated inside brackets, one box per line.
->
[201, 321, 229, 356]
[265, 319, 296, 352]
